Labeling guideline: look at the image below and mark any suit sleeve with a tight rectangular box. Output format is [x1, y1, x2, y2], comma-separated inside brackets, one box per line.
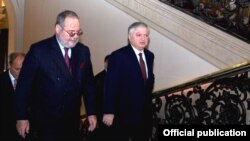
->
[82, 47, 95, 116]
[103, 52, 121, 114]
[15, 46, 39, 120]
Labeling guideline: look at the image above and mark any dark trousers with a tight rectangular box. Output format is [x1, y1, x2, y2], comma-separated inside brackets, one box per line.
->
[27, 122, 81, 141]
[88, 122, 115, 141]
[111, 122, 151, 141]
[0, 122, 25, 141]
[27, 128, 81, 141]
[1, 129, 25, 141]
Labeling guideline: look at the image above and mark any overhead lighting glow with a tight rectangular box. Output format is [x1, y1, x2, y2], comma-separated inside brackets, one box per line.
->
[1, 0, 5, 7]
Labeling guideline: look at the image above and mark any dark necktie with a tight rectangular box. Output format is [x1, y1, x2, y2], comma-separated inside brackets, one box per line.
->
[139, 53, 147, 82]
[13, 79, 17, 90]
[64, 48, 72, 74]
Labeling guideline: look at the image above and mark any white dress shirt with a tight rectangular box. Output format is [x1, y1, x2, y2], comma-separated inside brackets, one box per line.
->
[131, 45, 148, 78]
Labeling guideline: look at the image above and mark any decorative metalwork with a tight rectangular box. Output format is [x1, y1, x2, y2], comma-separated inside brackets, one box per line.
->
[151, 96, 162, 141]
[159, 0, 250, 43]
[199, 76, 248, 125]
[151, 67, 250, 140]
[152, 74, 250, 125]
[164, 93, 196, 124]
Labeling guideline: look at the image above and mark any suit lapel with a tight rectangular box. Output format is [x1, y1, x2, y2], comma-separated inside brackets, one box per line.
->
[127, 45, 145, 81]
[144, 49, 154, 83]
[127, 45, 153, 83]
[50, 38, 72, 78]
[6, 72, 15, 93]
[70, 46, 79, 77]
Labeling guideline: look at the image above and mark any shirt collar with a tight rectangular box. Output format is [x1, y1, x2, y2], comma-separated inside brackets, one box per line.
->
[8, 70, 15, 82]
[56, 39, 72, 57]
[57, 39, 65, 50]
[131, 44, 144, 55]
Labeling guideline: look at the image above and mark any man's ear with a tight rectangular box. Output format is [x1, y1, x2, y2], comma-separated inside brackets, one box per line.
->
[55, 24, 61, 34]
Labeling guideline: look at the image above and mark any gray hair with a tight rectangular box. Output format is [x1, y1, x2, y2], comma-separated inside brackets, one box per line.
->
[128, 22, 149, 35]
[55, 10, 79, 27]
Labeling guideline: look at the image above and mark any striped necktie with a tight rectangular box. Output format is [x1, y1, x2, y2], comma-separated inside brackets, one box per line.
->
[64, 48, 72, 74]
[139, 53, 147, 82]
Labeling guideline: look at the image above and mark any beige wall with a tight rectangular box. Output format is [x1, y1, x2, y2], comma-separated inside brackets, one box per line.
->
[22, 0, 218, 91]
[5, 0, 24, 53]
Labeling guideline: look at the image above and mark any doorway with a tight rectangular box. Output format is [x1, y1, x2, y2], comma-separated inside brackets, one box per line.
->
[0, 0, 8, 73]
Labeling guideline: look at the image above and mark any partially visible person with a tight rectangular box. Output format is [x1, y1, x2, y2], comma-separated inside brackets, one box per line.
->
[0, 52, 25, 141]
[94, 55, 110, 121]
[89, 54, 111, 141]
[15, 10, 96, 141]
[103, 22, 155, 141]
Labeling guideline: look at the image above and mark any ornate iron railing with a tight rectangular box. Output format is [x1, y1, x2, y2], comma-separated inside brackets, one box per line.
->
[151, 62, 250, 140]
[159, 0, 250, 43]
[80, 62, 250, 140]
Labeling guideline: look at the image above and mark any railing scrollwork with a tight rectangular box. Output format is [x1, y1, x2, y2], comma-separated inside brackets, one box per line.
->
[151, 63, 250, 140]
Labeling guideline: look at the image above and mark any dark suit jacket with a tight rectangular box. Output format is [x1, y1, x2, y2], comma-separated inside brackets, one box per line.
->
[104, 44, 155, 128]
[94, 70, 106, 122]
[0, 71, 21, 140]
[15, 35, 95, 130]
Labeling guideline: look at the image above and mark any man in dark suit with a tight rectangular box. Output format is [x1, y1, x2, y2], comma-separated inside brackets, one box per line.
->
[103, 22, 155, 141]
[15, 10, 96, 141]
[94, 55, 110, 122]
[89, 55, 111, 141]
[0, 52, 25, 141]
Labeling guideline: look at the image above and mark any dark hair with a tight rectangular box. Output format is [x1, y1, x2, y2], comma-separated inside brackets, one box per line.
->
[104, 55, 110, 62]
[55, 10, 79, 27]
[9, 52, 25, 65]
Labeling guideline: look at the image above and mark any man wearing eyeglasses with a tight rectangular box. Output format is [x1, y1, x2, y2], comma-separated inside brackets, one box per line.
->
[15, 10, 96, 141]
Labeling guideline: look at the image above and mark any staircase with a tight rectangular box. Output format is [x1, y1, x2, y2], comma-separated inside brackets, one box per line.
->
[105, 0, 250, 69]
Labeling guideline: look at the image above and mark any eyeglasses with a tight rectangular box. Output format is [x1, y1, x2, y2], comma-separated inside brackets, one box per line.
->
[62, 28, 83, 37]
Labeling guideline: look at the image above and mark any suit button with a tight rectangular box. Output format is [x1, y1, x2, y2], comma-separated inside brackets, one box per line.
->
[57, 77, 60, 81]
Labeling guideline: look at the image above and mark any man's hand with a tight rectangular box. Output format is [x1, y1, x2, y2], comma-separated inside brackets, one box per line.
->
[102, 114, 114, 126]
[16, 120, 30, 139]
[87, 115, 97, 132]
